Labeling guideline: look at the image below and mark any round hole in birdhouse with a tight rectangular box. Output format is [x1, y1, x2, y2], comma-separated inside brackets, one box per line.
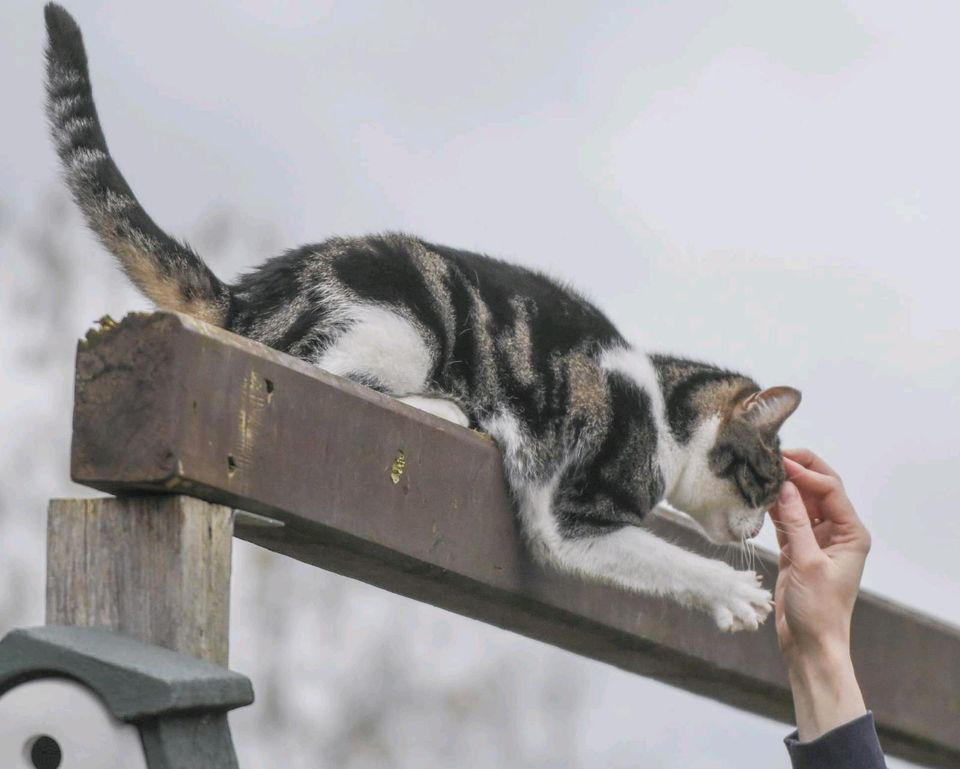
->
[25, 734, 62, 769]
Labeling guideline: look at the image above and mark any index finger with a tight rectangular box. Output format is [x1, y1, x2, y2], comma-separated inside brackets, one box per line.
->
[783, 457, 843, 496]
[781, 448, 840, 480]
[782, 457, 861, 527]
[769, 481, 821, 566]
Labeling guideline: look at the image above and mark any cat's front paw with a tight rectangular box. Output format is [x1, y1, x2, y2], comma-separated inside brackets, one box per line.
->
[709, 569, 773, 632]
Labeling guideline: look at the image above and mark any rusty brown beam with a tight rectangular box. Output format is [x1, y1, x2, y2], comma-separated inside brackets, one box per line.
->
[70, 311, 960, 768]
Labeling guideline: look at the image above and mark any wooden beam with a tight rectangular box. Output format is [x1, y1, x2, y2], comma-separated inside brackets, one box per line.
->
[46, 495, 234, 666]
[70, 312, 960, 768]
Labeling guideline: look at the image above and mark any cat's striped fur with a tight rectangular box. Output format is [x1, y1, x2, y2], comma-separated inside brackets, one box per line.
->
[43, 3, 802, 630]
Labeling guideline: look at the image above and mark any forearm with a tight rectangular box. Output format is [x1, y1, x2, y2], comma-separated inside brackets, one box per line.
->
[774, 451, 885, 766]
[786, 644, 867, 741]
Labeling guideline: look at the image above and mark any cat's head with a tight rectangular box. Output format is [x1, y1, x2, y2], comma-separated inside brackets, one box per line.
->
[668, 386, 801, 544]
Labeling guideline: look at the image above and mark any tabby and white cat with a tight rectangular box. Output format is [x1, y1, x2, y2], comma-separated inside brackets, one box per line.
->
[44, 4, 800, 631]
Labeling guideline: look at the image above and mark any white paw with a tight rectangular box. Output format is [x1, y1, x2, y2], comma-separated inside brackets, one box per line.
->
[397, 396, 470, 427]
[708, 569, 773, 632]
[430, 400, 471, 428]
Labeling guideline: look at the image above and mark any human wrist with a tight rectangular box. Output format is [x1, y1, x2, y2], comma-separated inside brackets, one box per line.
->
[786, 638, 852, 686]
[786, 643, 866, 741]
[783, 631, 850, 673]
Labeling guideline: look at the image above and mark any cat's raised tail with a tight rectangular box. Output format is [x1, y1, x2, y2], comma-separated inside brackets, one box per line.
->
[43, 3, 231, 326]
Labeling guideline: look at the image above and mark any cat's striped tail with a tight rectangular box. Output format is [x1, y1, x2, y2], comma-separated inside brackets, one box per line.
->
[43, 3, 231, 326]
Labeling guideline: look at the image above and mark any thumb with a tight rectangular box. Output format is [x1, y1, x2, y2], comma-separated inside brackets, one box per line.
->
[770, 481, 820, 564]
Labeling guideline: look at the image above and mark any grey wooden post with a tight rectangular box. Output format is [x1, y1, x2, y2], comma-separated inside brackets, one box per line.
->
[46, 495, 234, 666]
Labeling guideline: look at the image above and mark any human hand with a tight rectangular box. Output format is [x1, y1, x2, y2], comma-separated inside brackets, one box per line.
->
[769, 448, 872, 740]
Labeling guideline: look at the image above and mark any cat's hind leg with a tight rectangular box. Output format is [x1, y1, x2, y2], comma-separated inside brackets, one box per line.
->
[314, 305, 434, 394]
[309, 305, 469, 427]
[396, 395, 470, 428]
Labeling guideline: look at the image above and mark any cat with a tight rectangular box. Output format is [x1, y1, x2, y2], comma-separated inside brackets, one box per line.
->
[43, 3, 800, 631]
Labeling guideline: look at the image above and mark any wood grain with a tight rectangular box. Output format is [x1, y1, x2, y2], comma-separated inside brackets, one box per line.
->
[46, 495, 233, 666]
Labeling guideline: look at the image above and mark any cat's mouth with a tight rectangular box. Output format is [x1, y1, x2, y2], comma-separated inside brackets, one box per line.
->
[698, 520, 746, 545]
[725, 517, 764, 542]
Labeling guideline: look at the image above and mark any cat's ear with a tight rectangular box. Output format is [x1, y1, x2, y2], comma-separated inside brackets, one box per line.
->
[738, 386, 801, 434]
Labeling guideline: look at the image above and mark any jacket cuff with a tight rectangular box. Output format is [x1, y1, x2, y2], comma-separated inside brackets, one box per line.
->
[784, 712, 886, 769]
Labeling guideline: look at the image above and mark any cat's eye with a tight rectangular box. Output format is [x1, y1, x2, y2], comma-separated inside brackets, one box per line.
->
[713, 450, 736, 474]
[744, 462, 768, 487]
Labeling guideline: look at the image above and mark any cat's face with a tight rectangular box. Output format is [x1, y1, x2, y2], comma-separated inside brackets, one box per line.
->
[669, 386, 801, 544]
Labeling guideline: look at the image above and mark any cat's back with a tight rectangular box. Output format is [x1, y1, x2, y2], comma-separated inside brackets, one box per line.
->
[338, 234, 624, 353]
[229, 234, 625, 412]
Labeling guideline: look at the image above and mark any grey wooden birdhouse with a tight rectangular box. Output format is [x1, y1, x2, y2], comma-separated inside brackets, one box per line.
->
[0, 625, 253, 769]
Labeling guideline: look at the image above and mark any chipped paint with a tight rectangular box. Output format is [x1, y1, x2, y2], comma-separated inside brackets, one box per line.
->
[390, 450, 406, 484]
[233, 369, 271, 487]
[79, 313, 119, 349]
[95, 314, 118, 331]
[77, 311, 153, 349]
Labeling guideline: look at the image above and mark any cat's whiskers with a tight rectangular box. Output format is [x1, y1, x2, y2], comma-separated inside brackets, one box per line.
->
[769, 522, 801, 541]
[749, 540, 765, 575]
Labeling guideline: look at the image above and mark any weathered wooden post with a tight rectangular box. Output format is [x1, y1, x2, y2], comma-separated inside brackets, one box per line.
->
[2, 468, 246, 767]
[46, 495, 234, 665]
[3, 490, 246, 769]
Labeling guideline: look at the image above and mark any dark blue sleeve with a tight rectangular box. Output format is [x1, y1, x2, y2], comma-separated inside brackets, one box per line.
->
[784, 712, 887, 769]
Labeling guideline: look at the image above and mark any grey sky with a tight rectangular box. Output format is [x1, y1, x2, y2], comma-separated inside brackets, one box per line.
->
[1, 1, 956, 767]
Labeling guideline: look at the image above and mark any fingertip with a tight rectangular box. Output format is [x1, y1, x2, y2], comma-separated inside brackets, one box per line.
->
[778, 479, 799, 504]
[782, 456, 804, 478]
